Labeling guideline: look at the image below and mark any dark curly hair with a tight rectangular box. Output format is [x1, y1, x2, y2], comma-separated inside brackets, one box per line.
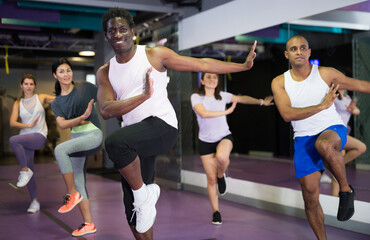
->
[101, 7, 135, 32]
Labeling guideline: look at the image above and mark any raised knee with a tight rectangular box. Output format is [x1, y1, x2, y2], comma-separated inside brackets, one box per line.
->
[105, 136, 125, 156]
[216, 153, 229, 165]
[8, 136, 17, 146]
[54, 144, 63, 156]
[359, 143, 367, 154]
[315, 139, 331, 153]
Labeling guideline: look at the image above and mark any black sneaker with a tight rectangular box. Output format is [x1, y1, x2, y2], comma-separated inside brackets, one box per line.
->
[217, 174, 226, 195]
[337, 185, 355, 221]
[212, 211, 222, 225]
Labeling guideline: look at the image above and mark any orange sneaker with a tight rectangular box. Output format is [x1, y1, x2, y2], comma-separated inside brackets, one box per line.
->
[58, 192, 83, 213]
[72, 222, 97, 237]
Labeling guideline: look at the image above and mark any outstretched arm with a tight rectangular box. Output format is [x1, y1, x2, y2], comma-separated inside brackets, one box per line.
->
[96, 63, 154, 120]
[232, 95, 274, 106]
[271, 75, 339, 122]
[320, 66, 370, 94]
[38, 94, 55, 105]
[193, 101, 237, 118]
[149, 41, 257, 74]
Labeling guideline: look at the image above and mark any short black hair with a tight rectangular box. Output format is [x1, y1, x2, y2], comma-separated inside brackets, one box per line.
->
[101, 7, 135, 32]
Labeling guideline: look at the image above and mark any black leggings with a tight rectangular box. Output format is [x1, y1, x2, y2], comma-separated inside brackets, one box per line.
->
[105, 116, 178, 225]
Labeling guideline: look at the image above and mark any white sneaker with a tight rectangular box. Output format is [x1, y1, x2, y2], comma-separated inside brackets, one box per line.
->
[320, 173, 331, 183]
[16, 169, 33, 187]
[27, 200, 40, 213]
[133, 184, 160, 233]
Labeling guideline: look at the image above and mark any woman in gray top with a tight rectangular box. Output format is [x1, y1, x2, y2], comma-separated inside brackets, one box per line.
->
[51, 58, 102, 237]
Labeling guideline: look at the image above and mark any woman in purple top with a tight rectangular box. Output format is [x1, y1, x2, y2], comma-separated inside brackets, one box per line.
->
[190, 72, 273, 224]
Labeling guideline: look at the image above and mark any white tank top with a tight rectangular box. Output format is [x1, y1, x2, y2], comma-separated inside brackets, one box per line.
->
[19, 94, 47, 138]
[284, 64, 344, 138]
[108, 45, 178, 129]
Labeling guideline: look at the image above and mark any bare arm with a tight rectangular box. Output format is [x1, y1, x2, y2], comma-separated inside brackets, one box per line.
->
[96, 63, 154, 120]
[320, 66, 370, 94]
[55, 99, 94, 130]
[193, 101, 237, 118]
[38, 93, 55, 105]
[232, 94, 274, 106]
[149, 41, 257, 73]
[271, 75, 339, 122]
[9, 101, 40, 129]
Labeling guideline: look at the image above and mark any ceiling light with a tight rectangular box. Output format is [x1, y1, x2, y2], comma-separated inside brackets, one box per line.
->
[79, 50, 95, 57]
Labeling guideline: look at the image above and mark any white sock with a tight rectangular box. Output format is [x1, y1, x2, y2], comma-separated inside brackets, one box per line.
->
[133, 183, 147, 203]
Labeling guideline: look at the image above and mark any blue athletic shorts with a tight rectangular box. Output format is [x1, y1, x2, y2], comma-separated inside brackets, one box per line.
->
[293, 125, 347, 179]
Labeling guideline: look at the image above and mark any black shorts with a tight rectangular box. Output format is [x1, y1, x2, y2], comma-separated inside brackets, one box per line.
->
[198, 134, 233, 156]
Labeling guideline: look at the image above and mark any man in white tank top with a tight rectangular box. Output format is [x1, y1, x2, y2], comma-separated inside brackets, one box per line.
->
[271, 35, 370, 239]
[96, 8, 258, 240]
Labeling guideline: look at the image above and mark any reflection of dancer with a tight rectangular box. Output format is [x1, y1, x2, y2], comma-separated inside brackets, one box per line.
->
[191, 72, 273, 224]
[51, 58, 102, 237]
[271, 35, 370, 239]
[9, 74, 55, 213]
[97, 7, 257, 240]
[331, 89, 366, 196]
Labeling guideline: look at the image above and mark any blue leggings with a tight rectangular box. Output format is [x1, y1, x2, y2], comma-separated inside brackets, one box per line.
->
[54, 129, 102, 200]
[9, 133, 46, 199]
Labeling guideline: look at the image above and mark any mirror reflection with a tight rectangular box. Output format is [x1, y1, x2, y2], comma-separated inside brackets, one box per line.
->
[181, 23, 370, 203]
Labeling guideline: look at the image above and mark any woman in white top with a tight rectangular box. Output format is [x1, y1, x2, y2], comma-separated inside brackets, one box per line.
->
[9, 74, 55, 213]
[191, 72, 273, 224]
[331, 89, 366, 196]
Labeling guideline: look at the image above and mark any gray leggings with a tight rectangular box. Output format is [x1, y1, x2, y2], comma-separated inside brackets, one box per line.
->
[54, 129, 102, 200]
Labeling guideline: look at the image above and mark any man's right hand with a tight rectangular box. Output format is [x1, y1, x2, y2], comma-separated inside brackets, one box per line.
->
[321, 84, 339, 109]
[145, 67, 154, 98]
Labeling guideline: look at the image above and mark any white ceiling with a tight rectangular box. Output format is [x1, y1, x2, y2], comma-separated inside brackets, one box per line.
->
[178, 0, 368, 50]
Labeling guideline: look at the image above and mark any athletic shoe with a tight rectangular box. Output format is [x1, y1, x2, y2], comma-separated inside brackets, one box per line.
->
[72, 222, 97, 237]
[27, 200, 40, 213]
[58, 192, 83, 213]
[217, 174, 227, 195]
[337, 185, 355, 221]
[16, 169, 33, 187]
[212, 211, 222, 225]
[320, 173, 331, 183]
[132, 184, 160, 233]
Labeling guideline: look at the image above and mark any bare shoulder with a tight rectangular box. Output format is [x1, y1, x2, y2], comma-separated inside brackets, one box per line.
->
[146, 46, 174, 71]
[146, 45, 172, 56]
[13, 100, 20, 108]
[318, 66, 344, 83]
[96, 62, 110, 82]
[271, 73, 285, 88]
[97, 62, 109, 75]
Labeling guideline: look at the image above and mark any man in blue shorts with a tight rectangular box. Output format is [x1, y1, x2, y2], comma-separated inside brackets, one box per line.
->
[271, 35, 370, 240]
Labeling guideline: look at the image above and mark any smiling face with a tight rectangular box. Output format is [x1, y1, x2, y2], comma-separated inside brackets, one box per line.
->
[105, 17, 135, 54]
[20, 78, 35, 95]
[53, 63, 73, 87]
[201, 73, 219, 89]
[284, 36, 311, 67]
